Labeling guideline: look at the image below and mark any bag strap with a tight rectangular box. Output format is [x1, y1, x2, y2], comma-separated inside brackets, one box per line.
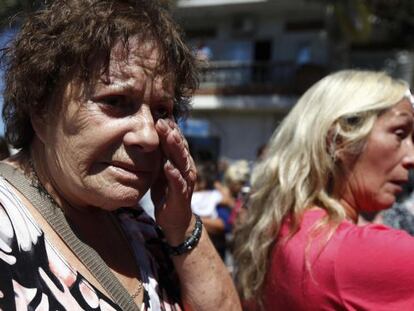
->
[0, 162, 140, 311]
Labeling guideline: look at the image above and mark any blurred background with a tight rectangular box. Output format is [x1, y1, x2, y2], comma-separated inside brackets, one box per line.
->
[1, 0, 414, 162]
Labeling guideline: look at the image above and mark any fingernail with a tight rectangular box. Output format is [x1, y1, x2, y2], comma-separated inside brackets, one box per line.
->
[167, 119, 175, 128]
[158, 119, 168, 132]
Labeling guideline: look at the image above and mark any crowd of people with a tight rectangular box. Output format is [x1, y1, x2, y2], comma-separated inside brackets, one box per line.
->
[1, 0, 414, 310]
[190, 158, 252, 264]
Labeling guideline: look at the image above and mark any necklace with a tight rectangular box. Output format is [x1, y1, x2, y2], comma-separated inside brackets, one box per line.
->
[28, 158, 143, 303]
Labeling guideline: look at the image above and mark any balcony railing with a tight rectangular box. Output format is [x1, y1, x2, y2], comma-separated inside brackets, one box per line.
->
[178, 0, 267, 7]
[197, 60, 328, 95]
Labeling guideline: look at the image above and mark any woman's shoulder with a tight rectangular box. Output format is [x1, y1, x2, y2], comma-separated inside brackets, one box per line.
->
[338, 220, 414, 253]
[0, 176, 43, 245]
[334, 216, 414, 270]
[299, 208, 414, 279]
[334, 221, 414, 308]
[0, 177, 122, 310]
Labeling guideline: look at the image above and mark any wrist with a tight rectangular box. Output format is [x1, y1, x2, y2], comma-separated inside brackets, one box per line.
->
[163, 214, 202, 256]
[161, 212, 194, 245]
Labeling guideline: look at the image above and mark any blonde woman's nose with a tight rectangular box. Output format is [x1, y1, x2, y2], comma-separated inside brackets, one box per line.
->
[403, 145, 414, 169]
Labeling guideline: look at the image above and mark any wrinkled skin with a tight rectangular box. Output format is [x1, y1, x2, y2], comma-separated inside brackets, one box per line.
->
[338, 99, 414, 218]
[31, 37, 196, 240]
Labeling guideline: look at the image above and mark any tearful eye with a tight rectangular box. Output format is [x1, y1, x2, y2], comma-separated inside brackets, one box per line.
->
[96, 95, 136, 115]
[395, 129, 408, 140]
[100, 95, 127, 108]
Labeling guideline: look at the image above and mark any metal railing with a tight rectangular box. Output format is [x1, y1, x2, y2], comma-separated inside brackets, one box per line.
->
[198, 60, 297, 89]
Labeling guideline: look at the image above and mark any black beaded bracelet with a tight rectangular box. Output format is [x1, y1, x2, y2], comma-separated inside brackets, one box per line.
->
[165, 214, 203, 256]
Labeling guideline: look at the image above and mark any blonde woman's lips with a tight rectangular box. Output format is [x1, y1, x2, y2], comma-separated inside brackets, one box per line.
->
[389, 180, 406, 193]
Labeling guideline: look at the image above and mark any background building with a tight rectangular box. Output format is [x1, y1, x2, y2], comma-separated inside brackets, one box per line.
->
[173, 0, 414, 161]
[173, 0, 328, 161]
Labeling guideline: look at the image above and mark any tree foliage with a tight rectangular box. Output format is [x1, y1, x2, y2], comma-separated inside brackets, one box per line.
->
[309, 0, 414, 47]
[367, 0, 414, 47]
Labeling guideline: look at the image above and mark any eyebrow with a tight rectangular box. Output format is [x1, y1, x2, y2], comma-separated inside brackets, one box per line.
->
[391, 113, 414, 128]
[96, 79, 174, 102]
[395, 111, 414, 119]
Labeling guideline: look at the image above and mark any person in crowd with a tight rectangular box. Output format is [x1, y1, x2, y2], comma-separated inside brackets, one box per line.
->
[220, 160, 250, 227]
[0, 1, 240, 310]
[233, 70, 414, 310]
[191, 162, 227, 257]
[191, 162, 222, 229]
[215, 157, 230, 185]
[195, 41, 212, 62]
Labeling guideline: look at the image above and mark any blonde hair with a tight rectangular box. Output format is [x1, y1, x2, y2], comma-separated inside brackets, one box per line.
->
[233, 70, 409, 301]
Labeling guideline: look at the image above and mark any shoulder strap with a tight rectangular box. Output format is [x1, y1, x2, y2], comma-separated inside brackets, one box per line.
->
[0, 162, 140, 311]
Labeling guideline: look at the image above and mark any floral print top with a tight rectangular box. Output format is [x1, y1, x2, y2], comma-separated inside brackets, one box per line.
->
[0, 177, 182, 310]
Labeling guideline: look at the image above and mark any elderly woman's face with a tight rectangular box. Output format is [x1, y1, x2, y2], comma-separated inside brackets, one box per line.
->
[339, 99, 414, 213]
[37, 37, 174, 210]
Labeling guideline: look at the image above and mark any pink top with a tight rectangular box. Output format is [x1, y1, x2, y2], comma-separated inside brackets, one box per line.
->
[264, 209, 414, 311]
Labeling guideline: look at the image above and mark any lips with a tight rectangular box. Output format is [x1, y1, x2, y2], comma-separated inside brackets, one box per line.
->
[390, 179, 408, 186]
[389, 180, 407, 193]
[109, 161, 151, 175]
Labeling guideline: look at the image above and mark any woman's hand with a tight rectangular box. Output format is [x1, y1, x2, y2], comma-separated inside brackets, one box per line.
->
[151, 118, 241, 311]
[151, 118, 197, 245]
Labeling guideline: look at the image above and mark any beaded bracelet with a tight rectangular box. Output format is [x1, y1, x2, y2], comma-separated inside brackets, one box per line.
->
[165, 214, 203, 256]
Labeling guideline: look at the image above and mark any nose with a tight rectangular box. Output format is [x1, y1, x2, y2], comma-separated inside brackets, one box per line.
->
[123, 105, 159, 152]
[402, 139, 414, 169]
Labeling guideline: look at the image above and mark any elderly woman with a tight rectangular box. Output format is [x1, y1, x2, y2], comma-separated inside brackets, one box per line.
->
[234, 70, 414, 310]
[0, 0, 240, 310]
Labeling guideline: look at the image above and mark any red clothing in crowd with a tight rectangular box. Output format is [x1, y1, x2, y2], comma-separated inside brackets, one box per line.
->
[264, 209, 414, 310]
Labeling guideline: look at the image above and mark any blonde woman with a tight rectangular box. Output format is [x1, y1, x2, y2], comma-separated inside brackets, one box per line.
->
[234, 70, 414, 310]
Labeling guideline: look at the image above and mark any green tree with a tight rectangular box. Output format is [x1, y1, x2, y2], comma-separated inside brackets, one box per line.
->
[310, 0, 414, 47]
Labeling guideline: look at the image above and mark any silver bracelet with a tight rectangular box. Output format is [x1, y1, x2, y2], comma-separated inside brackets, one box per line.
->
[165, 215, 203, 256]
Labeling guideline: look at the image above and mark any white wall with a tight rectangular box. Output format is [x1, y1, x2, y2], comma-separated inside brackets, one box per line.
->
[189, 110, 286, 161]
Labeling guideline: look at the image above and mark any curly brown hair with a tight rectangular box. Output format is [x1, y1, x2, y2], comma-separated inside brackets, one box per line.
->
[1, 0, 198, 150]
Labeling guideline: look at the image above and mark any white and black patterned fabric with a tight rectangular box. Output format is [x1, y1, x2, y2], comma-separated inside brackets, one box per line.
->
[0, 177, 182, 310]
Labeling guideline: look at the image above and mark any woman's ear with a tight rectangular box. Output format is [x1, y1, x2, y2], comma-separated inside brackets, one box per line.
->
[327, 127, 338, 163]
[30, 112, 48, 144]
[326, 126, 345, 163]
